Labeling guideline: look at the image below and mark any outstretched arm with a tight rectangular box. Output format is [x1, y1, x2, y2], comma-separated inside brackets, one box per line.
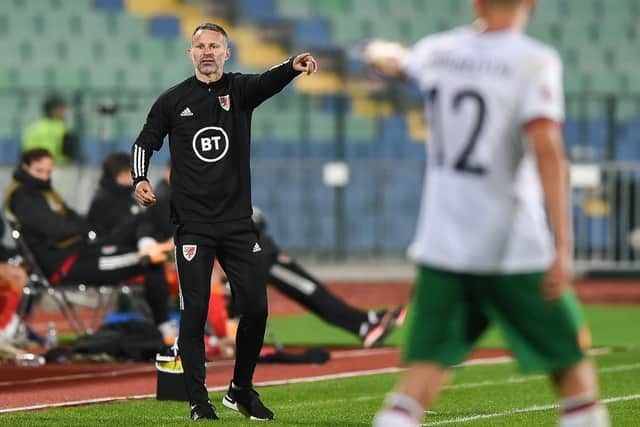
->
[363, 39, 409, 79]
[238, 53, 318, 109]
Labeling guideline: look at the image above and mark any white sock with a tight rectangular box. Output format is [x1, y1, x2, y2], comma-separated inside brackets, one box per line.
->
[559, 397, 610, 427]
[373, 410, 420, 427]
[1, 315, 21, 340]
[373, 392, 424, 427]
[368, 310, 380, 324]
[359, 322, 370, 337]
[158, 319, 178, 338]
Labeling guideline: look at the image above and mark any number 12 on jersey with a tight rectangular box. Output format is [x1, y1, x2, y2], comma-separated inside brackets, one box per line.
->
[427, 87, 487, 175]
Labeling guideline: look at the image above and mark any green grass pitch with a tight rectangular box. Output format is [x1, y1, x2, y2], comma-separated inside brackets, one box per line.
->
[1, 305, 639, 426]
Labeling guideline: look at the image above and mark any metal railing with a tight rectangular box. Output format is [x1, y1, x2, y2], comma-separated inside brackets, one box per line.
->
[573, 162, 640, 273]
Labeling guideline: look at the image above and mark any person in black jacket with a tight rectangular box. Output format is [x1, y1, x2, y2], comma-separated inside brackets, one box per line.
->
[88, 152, 144, 246]
[88, 152, 176, 339]
[3, 149, 174, 343]
[130, 22, 317, 421]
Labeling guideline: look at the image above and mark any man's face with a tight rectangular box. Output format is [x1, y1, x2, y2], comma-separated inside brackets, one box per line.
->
[24, 156, 54, 182]
[189, 30, 230, 77]
[116, 170, 133, 187]
[51, 105, 66, 121]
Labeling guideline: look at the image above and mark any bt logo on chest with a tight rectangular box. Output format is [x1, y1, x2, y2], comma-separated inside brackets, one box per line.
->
[192, 126, 229, 162]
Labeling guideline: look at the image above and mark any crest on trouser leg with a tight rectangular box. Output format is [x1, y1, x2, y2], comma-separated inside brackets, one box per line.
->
[182, 244, 197, 261]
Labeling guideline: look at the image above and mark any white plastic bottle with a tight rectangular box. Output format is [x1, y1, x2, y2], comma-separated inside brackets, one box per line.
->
[46, 322, 58, 349]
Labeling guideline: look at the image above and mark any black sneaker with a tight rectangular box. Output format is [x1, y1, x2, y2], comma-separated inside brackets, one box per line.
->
[222, 382, 274, 420]
[190, 402, 219, 420]
[363, 305, 407, 348]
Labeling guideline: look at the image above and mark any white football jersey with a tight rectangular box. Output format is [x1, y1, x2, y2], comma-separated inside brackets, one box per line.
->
[403, 27, 564, 273]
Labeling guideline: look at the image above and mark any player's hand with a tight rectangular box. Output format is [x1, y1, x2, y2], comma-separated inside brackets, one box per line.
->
[363, 39, 408, 77]
[542, 250, 572, 301]
[134, 180, 156, 207]
[293, 53, 318, 75]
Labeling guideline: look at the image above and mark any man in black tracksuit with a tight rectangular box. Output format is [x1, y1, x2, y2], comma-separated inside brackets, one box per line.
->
[130, 23, 317, 421]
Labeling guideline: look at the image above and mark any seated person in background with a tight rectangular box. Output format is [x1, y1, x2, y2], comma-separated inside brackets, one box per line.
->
[0, 218, 28, 349]
[3, 149, 175, 343]
[21, 94, 77, 165]
[145, 163, 405, 348]
[87, 152, 145, 246]
[88, 152, 173, 259]
[250, 208, 405, 348]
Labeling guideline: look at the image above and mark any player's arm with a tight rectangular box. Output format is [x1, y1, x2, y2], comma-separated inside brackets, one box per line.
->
[239, 53, 317, 109]
[131, 95, 170, 206]
[363, 39, 409, 79]
[526, 119, 572, 300]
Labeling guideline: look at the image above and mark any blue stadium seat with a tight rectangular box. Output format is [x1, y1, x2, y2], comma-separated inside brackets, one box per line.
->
[149, 15, 180, 39]
[95, 0, 124, 13]
[615, 118, 640, 161]
[238, 0, 276, 20]
[292, 17, 331, 49]
[0, 138, 21, 164]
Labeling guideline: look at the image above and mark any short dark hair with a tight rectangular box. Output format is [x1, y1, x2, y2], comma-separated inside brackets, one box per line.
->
[191, 23, 229, 46]
[21, 148, 53, 166]
[101, 152, 131, 181]
[42, 94, 65, 117]
[487, 0, 525, 5]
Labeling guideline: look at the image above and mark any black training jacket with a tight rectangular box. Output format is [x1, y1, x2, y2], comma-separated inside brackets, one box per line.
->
[131, 57, 301, 225]
[3, 168, 90, 271]
[87, 178, 143, 247]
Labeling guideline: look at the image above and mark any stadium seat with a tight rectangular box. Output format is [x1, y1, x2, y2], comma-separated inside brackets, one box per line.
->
[149, 15, 180, 39]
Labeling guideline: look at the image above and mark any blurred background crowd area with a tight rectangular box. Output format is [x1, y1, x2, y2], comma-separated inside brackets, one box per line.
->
[0, 0, 639, 273]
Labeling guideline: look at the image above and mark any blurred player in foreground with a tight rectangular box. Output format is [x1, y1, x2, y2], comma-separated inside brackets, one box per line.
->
[365, 1, 609, 426]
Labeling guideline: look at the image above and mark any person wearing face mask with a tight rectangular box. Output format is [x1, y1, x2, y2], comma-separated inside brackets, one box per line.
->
[3, 148, 174, 344]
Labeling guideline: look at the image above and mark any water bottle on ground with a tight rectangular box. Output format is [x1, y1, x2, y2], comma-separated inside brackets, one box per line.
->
[46, 322, 58, 349]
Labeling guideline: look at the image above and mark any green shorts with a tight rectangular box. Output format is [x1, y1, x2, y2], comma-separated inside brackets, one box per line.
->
[403, 265, 589, 373]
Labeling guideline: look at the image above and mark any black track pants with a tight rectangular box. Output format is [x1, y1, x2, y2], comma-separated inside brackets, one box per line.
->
[268, 258, 368, 336]
[175, 219, 267, 406]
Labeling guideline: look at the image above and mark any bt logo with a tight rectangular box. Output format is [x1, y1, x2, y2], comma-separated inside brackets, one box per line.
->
[192, 126, 229, 162]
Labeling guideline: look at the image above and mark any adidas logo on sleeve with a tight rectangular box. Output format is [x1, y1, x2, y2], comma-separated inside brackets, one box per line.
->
[180, 107, 193, 117]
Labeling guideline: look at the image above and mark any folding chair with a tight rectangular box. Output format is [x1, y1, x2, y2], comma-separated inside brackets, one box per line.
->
[11, 227, 148, 335]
